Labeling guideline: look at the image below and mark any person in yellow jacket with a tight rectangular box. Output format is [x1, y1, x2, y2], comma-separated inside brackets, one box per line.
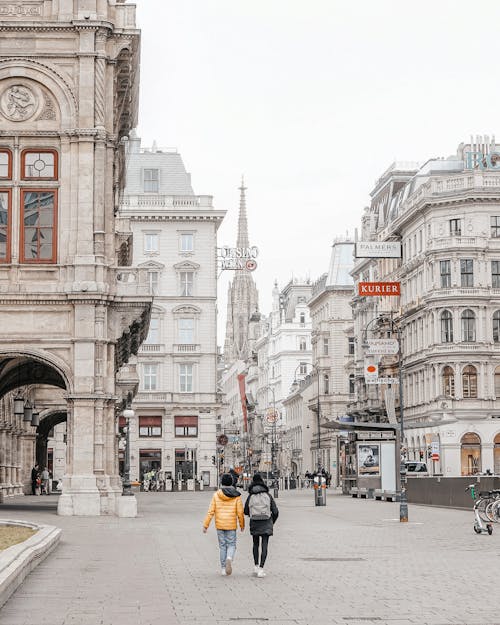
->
[203, 473, 245, 576]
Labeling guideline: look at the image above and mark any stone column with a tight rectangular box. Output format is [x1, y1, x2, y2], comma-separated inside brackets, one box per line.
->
[57, 397, 101, 516]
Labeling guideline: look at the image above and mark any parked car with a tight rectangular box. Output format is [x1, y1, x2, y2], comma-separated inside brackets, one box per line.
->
[404, 461, 428, 476]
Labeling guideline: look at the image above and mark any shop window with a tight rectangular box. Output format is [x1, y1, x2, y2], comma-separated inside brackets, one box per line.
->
[174, 415, 198, 437]
[139, 416, 162, 437]
[139, 449, 161, 478]
[460, 432, 481, 475]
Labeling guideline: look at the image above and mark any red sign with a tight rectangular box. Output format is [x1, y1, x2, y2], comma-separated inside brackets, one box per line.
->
[237, 374, 248, 433]
[358, 281, 401, 296]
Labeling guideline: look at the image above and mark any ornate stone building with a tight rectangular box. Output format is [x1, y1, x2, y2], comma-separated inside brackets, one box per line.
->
[350, 138, 500, 477]
[118, 134, 225, 488]
[0, 0, 150, 515]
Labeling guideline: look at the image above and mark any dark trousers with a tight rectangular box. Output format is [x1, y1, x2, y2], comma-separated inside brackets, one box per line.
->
[31, 481, 37, 495]
[252, 535, 270, 567]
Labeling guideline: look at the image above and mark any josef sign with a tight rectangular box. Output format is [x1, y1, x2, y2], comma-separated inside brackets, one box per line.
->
[364, 362, 378, 383]
[355, 241, 402, 258]
[218, 246, 258, 271]
[358, 282, 400, 296]
[366, 338, 399, 355]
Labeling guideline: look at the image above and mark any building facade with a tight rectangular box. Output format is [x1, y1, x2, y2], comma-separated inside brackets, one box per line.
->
[0, 0, 151, 516]
[350, 138, 500, 477]
[118, 135, 225, 488]
[307, 239, 355, 480]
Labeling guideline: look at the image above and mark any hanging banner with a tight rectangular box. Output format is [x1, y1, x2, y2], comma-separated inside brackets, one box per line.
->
[237, 373, 248, 433]
[364, 362, 378, 384]
[358, 282, 401, 296]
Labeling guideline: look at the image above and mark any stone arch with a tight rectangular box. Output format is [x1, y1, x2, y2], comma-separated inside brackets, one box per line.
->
[0, 348, 72, 398]
[0, 59, 77, 128]
[36, 409, 67, 469]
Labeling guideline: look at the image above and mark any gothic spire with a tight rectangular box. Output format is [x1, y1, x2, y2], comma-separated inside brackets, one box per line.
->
[237, 176, 249, 249]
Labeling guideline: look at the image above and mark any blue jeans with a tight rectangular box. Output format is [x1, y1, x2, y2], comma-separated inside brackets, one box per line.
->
[217, 529, 237, 568]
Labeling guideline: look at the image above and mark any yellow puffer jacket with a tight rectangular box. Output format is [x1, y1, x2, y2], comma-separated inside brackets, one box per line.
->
[203, 489, 245, 530]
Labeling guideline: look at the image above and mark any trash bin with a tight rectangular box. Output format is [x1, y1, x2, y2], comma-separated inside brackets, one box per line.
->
[314, 476, 327, 506]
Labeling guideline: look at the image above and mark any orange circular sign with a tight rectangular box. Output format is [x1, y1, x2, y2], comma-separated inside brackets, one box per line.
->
[366, 365, 377, 373]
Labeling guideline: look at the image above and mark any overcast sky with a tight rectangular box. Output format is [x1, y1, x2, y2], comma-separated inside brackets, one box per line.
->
[135, 0, 500, 342]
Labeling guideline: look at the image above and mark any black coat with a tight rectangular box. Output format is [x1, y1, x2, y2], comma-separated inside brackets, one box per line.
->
[244, 482, 279, 536]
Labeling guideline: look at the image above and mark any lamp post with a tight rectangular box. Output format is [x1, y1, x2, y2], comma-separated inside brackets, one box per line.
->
[263, 385, 279, 499]
[363, 314, 407, 523]
[122, 405, 135, 497]
[291, 362, 321, 473]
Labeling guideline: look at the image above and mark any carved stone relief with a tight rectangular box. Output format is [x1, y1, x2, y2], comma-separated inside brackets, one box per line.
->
[37, 93, 57, 121]
[0, 84, 37, 121]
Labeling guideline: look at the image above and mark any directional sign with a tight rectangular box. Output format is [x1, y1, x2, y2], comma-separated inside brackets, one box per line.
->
[366, 339, 399, 355]
[366, 377, 400, 385]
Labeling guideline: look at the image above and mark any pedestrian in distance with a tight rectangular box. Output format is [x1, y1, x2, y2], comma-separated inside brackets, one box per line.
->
[30, 464, 39, 495]
[229, 466, 239, 487]
[203, 473, 245, 576]
[40, 466, 50, 495]
[244, 473, 279, 578]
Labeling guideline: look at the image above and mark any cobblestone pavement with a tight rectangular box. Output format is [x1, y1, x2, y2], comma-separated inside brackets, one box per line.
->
[0, 489, 498, 625]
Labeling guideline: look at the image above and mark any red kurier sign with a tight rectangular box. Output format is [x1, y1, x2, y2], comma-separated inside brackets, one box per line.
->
[358, 281, 401, 296]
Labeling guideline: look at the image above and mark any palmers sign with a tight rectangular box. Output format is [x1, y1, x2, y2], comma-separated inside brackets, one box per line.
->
[218, 246, 259, 271]
[355, 241, 401, 258]
[358, 282, 400, 296]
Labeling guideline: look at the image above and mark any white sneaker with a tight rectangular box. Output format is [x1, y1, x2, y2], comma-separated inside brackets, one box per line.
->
[257, 567, 266, 578]
[221, 568, 227, 576]
[253, 565, 259, 575]
[225, 557, 232, 576]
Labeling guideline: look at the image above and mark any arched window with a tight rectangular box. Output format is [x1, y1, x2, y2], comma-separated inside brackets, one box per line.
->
[493, 311, 500, 343]
[442, 366, 455, 397]
[461, 309, 476, 342]
[323, 374, 329, 395]
[460, 432, 481, 475]
[495, 366, 500, 398]
[299, 338, 306, 351]
[494, 433, 500, 475]
[441, 310, 453, 343]
[462, 365, 478, 398]
[348, 374, 355, 395]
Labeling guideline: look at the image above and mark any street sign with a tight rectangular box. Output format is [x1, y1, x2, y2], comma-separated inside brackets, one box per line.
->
[366, 377, 400, 385]
[217, 434, 228, 446]
[366, 338, 399, 355]
[266, 408, 279, 423]
[355, 241, 402, 258]
[358, 282, 401, 296]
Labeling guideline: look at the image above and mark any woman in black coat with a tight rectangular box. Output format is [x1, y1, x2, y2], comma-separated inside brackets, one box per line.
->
[244, 473, 279, 577]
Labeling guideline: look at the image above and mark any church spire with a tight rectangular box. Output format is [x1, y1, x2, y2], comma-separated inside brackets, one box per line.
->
[237, 176, 249, 249]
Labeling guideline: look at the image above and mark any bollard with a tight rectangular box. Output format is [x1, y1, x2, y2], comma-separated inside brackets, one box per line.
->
[314, 476, 327, 506]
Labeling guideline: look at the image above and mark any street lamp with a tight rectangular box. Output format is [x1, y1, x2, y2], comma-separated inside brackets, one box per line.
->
[291, 362, 321, 473]
[122, 404, 135, 497]
[261, 385, 279, 499]
[363, 314, 407, 523]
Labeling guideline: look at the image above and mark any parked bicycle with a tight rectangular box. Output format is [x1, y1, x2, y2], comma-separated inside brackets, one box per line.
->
[465, 484, 494, 535]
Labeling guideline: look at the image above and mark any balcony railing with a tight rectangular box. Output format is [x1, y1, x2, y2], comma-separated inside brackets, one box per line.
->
[121, 194, 213, 210]
[174, 344, 200, 353]
[140, 344, 161, 352]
